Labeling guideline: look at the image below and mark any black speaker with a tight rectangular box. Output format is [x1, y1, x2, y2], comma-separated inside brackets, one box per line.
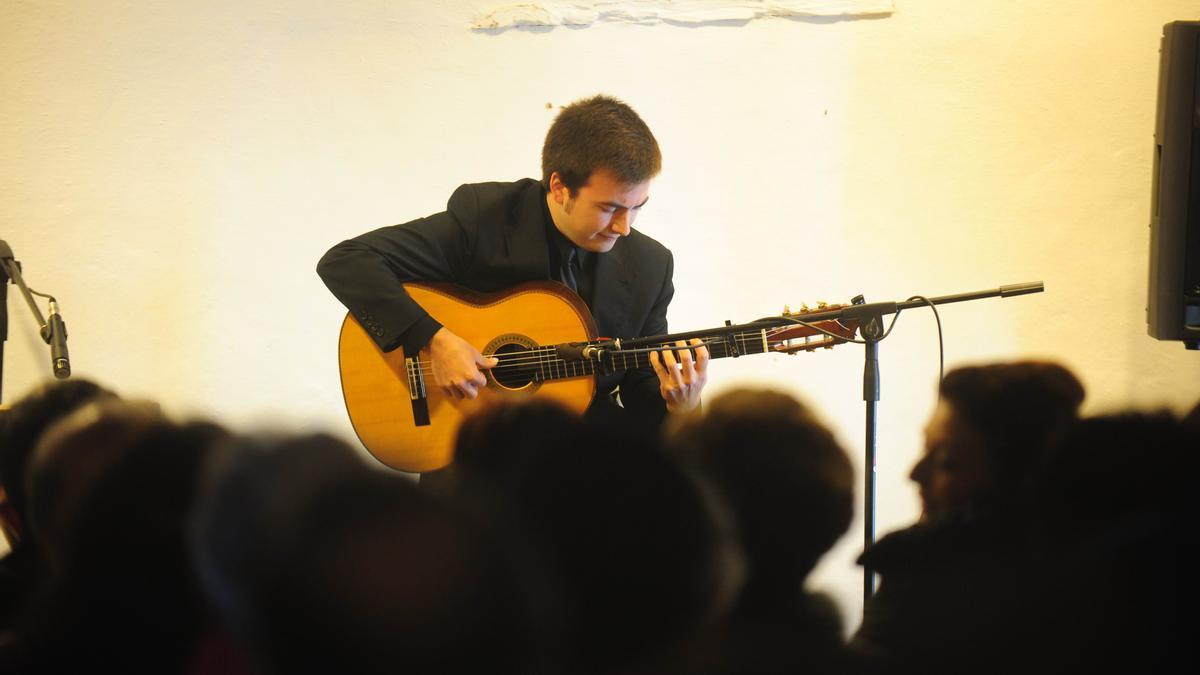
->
[1148, 20, 1200, 350]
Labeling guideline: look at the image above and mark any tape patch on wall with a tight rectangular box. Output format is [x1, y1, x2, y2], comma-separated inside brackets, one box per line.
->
[471, 1, 896, 30]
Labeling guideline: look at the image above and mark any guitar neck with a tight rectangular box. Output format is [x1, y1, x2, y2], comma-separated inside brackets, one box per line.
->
[598, 328, 772, 372]
[481, 303, 859, 388]
[527, 326, 781, 384]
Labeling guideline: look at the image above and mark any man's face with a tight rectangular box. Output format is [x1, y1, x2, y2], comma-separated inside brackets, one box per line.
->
[547, 168, 650, 253]
[909, 402, 994, 520]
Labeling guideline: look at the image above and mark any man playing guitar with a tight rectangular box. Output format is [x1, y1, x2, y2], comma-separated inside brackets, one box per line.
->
[318, 95, 708, 451]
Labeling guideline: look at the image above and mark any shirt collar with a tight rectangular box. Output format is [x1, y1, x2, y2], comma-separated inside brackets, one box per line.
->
[542, 185, 585, 266]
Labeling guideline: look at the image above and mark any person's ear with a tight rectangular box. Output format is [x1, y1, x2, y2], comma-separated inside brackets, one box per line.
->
[548, 172, 568, 205]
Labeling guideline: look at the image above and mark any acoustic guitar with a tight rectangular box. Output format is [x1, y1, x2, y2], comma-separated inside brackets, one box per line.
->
[337, 282, 862, 472]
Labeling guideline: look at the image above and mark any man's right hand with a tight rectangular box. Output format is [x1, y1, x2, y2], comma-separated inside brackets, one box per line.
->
[428, 327, 498, 400]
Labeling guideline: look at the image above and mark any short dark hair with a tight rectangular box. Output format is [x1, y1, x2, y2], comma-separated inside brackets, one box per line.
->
[541, 94, 662, 195]
[939, 361, 1085, 491]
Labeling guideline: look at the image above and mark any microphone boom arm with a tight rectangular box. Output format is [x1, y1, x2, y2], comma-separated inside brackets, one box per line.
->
[0, 247, 50, 333]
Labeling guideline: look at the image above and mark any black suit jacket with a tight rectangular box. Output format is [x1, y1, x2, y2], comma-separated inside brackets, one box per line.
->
[317, 178, 673, 428]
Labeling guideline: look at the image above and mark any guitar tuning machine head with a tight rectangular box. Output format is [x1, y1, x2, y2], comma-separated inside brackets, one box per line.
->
[817, 301, 829, 309]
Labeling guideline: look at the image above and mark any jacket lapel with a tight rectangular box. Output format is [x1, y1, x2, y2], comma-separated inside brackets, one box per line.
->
[590, 241, 634, 339]
[496, 179, 555, 284]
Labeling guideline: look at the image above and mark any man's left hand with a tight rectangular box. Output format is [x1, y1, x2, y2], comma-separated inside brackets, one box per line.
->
[649, 338, 709, 414]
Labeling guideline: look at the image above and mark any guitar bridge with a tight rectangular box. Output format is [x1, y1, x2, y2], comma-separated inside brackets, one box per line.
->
[405, 356, 430, 427]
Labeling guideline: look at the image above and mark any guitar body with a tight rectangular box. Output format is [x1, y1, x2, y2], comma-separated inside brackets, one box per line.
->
[337, 282, 598, 472]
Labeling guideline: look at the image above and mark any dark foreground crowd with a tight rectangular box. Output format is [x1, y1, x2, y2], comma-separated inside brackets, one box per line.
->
[0, 361, 1195, 675]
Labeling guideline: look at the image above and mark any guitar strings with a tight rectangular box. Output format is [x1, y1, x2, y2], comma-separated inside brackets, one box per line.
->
[403, 329, 797, 377]
[405, 322, 850, 374]
[407, 334, 752, 370]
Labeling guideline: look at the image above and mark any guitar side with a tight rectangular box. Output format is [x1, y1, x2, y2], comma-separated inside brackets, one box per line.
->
[337, 282, 598, 472]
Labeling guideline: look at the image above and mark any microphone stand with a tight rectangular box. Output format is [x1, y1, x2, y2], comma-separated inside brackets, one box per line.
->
[607, 280, 1045, 606]
[0, 240, 67, 404]
[804, 282, 1044, 604]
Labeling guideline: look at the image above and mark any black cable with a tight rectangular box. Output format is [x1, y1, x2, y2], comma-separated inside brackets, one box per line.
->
[775, 297, 943, 390]
[906, 295, 944, 388]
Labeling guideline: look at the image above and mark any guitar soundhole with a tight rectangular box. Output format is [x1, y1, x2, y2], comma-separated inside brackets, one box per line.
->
[485, 334, 541, 392]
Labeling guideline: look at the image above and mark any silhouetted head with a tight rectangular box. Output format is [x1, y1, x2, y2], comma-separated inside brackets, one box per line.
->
[190, 432, 373, 647]
[453, 396, 584, 488]
[13, 405, 229, 674]
[194, 432, 552, 675]
[453, 398, 736, 672]
[0, 378, 117, 544]
[25, 398, 161, 572]
[1183, 398, 1200, 437]
[667, 388, 854, 601]
[1037, 411, 1195, 537]
[910, 361, 1084, 519]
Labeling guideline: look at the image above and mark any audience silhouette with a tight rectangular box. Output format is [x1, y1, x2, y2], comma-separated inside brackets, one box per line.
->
[0, 379, 117, 628]
[1030, 411, 1195, 672]
[450, 397, 738, 675]
[193, 432, 551, 675]
[0, 363, 1189, 675]
[850, 361, 1085, 674]
[2, 399, 227, 674]
[667, 388, 855, 675]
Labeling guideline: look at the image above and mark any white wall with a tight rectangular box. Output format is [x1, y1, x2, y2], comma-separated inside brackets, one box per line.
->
[4, 0, 1198, 628]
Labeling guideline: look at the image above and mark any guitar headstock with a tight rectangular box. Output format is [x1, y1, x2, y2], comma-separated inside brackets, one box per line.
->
[767, 297, 864, 354]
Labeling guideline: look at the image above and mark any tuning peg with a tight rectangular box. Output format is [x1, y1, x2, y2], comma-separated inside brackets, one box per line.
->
[800, 302, 811, 313]
[817, 301, 829, 309]
[783, 304, 791, 315]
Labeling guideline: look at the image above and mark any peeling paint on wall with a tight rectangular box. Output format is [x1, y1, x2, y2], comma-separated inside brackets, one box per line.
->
[470, 1, 895, 30]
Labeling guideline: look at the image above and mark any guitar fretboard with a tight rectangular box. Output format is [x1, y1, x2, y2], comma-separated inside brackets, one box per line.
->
[494, 327, 775, 383]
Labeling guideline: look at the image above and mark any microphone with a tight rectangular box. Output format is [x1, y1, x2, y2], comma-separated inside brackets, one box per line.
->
[45, 300, 70, 379]
[554, 342, 609, 363]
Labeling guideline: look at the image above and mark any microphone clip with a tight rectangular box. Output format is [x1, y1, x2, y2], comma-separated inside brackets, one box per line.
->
[42, 299, 71, 379]
[555, 340, 614, 374]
